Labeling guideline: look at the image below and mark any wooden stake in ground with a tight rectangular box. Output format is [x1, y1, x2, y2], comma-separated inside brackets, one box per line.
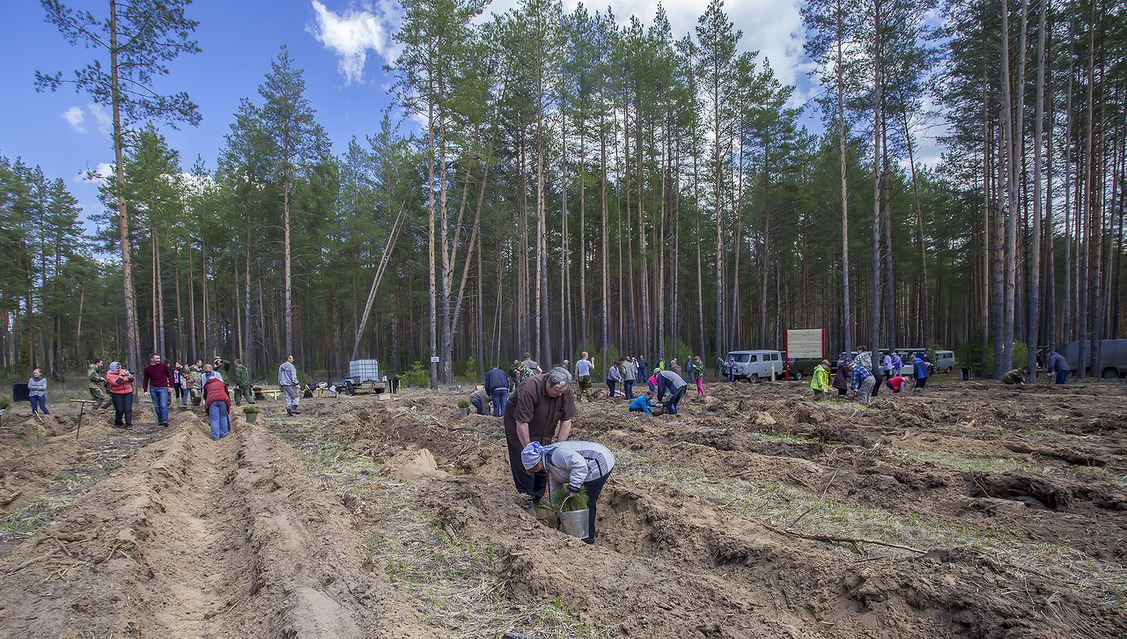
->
[69, 399, 96, 439]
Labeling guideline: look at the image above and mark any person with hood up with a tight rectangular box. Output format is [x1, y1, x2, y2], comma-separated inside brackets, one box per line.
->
[521, 440, 615, 544]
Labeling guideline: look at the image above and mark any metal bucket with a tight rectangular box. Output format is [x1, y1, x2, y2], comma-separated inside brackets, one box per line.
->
[558, 508, 590, 539]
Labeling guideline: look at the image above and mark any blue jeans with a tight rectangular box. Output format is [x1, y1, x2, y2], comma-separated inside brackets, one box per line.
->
[1055, 369, 1069, 384]
[29, 395, 48, 414]
[471, 399, 485, 415]
[606, 380, 616, 397]
[149, 386, 169, 424]
[491, 388, 507, 417]
[664, 385, 686, 414]
[208, 402, 229, 439]
[624, 381, 634, 399]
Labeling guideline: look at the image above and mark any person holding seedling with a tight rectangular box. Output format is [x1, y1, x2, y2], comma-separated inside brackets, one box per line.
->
[521, 440, 615, 544]
[504, 367, 576, 515]
[628, 391, 663, 416]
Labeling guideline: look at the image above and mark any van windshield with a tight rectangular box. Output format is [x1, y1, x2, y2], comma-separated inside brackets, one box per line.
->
[732, 354, 750, 363]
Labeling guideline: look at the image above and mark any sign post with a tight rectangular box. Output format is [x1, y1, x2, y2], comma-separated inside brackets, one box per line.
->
[785, 329, 825, 380]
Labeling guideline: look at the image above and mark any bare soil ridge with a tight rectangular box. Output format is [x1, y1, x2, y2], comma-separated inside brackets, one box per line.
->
[1, 379, 1124, 637]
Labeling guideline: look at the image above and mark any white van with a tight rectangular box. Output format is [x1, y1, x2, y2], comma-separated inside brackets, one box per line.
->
[933, 350, 956, 373]
[726, 350, 784, 382]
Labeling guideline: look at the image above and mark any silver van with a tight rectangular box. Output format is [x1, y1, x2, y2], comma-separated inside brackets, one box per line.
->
[933, 350, 956, 373]
[726, 350, 784, 382]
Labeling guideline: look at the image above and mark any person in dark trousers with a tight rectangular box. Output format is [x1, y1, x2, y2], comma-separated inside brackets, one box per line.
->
[484, 365, 510, 417]
[143, 353, 173, 427]
[606, 361, 623, 398]
[885, 374, 909, 393]
[503, 367, 575, 515]
[629, 391, 663, 415]
[654, 369, 687, 415]
[913, 353, 931, 390]
[1047, 348, 1070, 385]
[832, 362, 852, 396]
[172, 362, 183, 403]
[619, 357, 637, 399]
[105, 362, 135, 429]
[27, 369, 49, 415]
[469, 387, 491, 414]
[521, 440, 615, 544]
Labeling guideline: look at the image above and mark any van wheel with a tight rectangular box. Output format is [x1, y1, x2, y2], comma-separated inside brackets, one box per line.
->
[1102, 368, 1120, 379]
[750, 374, 759, 383]
[793, 371, 803, 380]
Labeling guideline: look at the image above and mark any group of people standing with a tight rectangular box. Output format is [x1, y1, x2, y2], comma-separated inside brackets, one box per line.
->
[83, 354, 259, 439]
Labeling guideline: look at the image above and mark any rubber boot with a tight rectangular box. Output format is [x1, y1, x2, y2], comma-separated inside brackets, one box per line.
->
[286, 408, 293, 417]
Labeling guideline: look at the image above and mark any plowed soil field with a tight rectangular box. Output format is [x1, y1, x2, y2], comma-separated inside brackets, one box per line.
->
[1, 378, 1125, 638]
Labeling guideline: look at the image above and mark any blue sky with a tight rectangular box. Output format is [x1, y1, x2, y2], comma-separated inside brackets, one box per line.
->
[0, 0, 822, 226]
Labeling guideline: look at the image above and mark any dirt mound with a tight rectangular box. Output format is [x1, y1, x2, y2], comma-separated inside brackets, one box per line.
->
[1, 380, 1125, 637]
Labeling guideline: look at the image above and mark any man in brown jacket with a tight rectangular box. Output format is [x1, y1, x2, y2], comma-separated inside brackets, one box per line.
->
[504, 367, 576, 514]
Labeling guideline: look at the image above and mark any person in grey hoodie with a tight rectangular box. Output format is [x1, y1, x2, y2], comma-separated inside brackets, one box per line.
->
[278, 355, 301, 416]
[27, 368, 49, 415]
[521, 440, 615, 544]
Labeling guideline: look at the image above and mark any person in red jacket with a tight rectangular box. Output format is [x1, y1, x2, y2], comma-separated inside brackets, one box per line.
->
[885, 375, 909, 393]
[105, 361, 135, 429]
[203, 376, 231, 440]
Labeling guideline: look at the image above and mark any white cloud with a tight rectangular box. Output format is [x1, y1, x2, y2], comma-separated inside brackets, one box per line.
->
[63, 106, 85, 133]
[88, 103, 113, 135]
[308, 0, 399, 85]
[80, 162, 115, 186]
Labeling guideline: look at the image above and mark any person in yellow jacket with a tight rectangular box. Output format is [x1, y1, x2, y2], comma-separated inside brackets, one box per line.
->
[810, 359, 831, 400]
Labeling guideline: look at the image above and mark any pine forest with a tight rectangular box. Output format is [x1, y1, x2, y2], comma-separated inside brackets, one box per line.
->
[2, 0, 1126, 387]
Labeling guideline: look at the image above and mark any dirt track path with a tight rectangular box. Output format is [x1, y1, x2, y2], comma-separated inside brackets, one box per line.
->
[0, 406, 442, 638]
[140, 423, 242, 634]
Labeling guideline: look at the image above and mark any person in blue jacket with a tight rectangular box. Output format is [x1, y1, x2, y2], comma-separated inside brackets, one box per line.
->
[484, 365, 510, 416]
[628, 392, 663, 416]
[913, 353, 932, 390]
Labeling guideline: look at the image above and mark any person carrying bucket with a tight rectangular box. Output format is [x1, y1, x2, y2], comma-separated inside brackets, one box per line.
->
[521, 440, 615, 545]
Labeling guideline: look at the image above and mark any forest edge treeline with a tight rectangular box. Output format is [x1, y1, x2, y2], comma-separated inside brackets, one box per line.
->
[1, 0, 1124, 385]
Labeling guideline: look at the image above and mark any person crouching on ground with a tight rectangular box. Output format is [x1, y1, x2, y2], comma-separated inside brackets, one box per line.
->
[885, 374, 909, 393]
[850, 361, 876, 405]
[912, 352, 931, 391]
[628, 391, 663, 415]
[1001, 366, 1032, 385]
[521, 440, 615, 545]
[204, 374, 232, 440]
[469, 387, 491, 414]
[810, 360, 831, 400]
[654, 369, 687, 415]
